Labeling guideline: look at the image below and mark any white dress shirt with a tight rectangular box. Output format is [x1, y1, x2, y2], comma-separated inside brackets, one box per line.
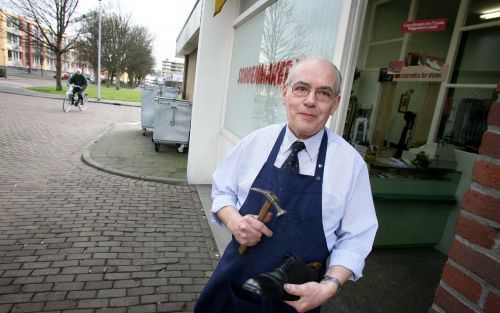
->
[211, 124, 378, 280]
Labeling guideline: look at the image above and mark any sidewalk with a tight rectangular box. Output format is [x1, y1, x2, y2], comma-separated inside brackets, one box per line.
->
[82, 123, 188, 184]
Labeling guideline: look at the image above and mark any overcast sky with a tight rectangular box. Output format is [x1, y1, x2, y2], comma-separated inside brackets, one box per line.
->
[78, 0, 197, 69]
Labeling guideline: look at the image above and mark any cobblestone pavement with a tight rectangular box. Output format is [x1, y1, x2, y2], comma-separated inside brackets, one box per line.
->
[0, 93, 217, 313]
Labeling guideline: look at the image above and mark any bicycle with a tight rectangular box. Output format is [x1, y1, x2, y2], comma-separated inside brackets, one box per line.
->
[63, 84, 88, 112]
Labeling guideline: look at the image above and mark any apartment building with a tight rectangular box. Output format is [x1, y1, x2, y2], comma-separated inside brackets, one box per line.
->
[161, 58, 184, 82]
[0, 8, 88, 76]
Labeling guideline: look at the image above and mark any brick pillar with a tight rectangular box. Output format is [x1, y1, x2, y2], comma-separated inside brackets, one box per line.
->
[429, 84, 500, 313]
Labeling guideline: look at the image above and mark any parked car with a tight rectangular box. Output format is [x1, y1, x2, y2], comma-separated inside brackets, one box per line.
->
[61, 73, 70, 80]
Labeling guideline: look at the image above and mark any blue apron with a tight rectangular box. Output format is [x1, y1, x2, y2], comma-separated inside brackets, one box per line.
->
[195, 126, 330, 313]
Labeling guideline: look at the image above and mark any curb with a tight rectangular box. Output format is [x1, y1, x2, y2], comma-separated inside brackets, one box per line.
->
[80, 126, 188, 185]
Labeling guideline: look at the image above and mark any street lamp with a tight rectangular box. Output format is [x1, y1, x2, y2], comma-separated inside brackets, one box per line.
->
[97, 0, 102, 101]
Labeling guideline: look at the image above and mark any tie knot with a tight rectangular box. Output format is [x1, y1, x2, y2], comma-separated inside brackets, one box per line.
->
[291, 141, 305, 153]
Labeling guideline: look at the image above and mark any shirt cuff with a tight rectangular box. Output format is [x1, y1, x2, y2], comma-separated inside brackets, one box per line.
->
[211, 196, 237, 227]
[328, 249, 366, 281]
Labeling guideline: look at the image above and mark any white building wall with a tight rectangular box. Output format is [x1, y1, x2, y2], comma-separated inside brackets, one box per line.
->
[187, 0, 239, 184]
[187, 0, 365, 183]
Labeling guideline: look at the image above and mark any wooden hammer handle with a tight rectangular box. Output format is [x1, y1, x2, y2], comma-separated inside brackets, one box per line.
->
[238, 201, 272, 255]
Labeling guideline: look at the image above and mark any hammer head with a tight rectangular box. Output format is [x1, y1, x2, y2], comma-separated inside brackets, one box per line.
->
[250, 187, 286, 217]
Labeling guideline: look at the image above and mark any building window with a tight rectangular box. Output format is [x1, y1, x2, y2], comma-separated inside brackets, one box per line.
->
[435, 21, 500, 153]
[224, 0, 343, 138]
[6, 16, 17, 28]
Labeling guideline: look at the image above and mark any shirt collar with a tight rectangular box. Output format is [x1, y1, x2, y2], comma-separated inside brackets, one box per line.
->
[283, 125, 324, 162]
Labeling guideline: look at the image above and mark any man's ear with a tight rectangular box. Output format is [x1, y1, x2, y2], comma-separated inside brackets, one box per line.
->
[281, 84, 288, 105]
[330, 95, 341, 115]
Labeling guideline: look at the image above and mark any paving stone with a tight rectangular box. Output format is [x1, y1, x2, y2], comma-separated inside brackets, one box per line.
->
[0, 304, 12, 313]
[109, 296, 139, 307]
[11, 302, 44, 313]
[77, 299, 109, 309]
[33, 291, 67, 302]
[66, 290, 97, 300]
[21, 283, 54, 292]
[156, 302, 186, 312]
[43, 300, 77, 311]
[96, 289, 126, 298]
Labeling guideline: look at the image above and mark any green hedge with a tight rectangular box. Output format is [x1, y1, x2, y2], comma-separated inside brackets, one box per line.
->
[0, 68, 5, 78]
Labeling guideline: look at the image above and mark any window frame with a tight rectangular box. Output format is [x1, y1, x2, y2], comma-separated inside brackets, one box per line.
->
[426, 0, 500, 145]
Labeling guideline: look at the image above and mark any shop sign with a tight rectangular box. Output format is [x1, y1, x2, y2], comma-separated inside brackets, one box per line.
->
[402, 18, 447, 33]
[393, 65, 448, 82]
[388, 54, 447, 82]
[237, 60, 294, 86]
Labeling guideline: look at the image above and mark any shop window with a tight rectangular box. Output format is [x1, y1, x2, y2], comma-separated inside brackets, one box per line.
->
[372, 0, 410, 42]
[366, 41, 402, 69]
[465, 0, 500, 26]
[239, 0, 260, 14]
[224, 0, 343, 138]
[433, 0, 499, 154]
[451, 26, 500, 85]
[436, 87, 495, 153]
[435, 25, 499, 153]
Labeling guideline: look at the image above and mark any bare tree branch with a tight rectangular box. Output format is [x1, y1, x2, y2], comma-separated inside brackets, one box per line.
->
[5, 0, 84, 90]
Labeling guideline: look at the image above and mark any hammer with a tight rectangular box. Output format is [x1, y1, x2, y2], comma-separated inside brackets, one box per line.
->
[238, 187, 287, 255]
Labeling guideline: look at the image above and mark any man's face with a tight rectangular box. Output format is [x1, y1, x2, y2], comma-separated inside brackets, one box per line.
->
[281, 59, 340, 139]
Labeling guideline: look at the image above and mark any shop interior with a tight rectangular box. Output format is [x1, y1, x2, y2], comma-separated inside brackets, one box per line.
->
[344, 0, 500, 251]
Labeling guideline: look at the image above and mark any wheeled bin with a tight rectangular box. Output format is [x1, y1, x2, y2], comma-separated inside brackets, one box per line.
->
[140, 85, 179, 135]
[152, 97, 192, 153]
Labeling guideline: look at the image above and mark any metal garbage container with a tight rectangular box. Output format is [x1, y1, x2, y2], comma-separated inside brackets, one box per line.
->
[152, 97, 192, 153]
[141, 85, 179, 135]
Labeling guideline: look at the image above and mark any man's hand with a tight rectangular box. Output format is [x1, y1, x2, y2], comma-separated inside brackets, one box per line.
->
[226, 211, 273, 247]
[283, 281, 338, 313]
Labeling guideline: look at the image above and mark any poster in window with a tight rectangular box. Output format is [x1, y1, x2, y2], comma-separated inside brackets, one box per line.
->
[398, 89, 413, 113]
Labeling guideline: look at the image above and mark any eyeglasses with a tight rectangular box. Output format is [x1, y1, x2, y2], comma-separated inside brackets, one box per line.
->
[289, 82, 336, 103]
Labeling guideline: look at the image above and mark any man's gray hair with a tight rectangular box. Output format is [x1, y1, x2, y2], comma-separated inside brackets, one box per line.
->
[285, 56, 342, 96]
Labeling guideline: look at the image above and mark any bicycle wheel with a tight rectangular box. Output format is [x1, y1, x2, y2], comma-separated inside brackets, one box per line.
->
[78, 94, 88, 111]
[63, 96, 72, 112]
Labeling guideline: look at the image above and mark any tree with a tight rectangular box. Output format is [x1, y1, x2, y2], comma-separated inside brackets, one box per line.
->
[5, 0, 85, 91]
[102, 12, 132, 90]
[125, 26, 154, 86]
[76, 10, 99, 83]
[77, 7, 154, 88]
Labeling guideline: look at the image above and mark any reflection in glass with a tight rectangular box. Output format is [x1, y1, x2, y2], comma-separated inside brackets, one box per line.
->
[436, 88, 495, 153]
[224, 0, 342, 138]
[372, 0, 410, 42]
[451, 26, 500, 85]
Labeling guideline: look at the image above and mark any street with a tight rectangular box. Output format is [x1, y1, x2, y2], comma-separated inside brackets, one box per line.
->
[0, 92, 215, 313]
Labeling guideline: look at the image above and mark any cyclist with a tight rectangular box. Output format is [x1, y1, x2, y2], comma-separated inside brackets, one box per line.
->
[68, 69, 87, 105]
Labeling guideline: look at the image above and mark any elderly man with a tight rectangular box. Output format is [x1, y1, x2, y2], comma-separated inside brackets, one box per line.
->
[195, 56, 378, 313]
[68, 69, 87, 105]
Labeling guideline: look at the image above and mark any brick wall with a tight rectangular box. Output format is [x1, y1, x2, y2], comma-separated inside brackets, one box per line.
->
[429, 84, 500, 313]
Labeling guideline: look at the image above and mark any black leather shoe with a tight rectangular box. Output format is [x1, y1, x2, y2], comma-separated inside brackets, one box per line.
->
[242, 254, 322, 301]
